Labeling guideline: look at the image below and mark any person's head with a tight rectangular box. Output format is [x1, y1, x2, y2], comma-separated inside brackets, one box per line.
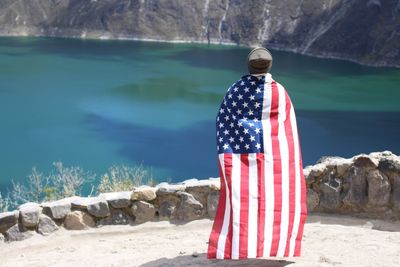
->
[247, 47, 273, 74]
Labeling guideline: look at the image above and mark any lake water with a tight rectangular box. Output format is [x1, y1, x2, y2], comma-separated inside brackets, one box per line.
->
[0, 36, 399, 195]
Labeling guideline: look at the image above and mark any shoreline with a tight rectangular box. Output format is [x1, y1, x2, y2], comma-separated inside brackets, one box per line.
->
[0, 30, 398, 69]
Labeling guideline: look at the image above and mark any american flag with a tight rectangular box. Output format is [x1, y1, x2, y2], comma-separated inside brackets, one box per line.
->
[207, 73, 307, 259]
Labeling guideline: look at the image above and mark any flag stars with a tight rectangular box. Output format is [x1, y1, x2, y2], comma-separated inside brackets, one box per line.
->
[245, 144, 250, 149]
[232, 101, 237, 107]
[249, 95, 255, 101]
[255, 128, 261, 134]
[256, 143, 261, 149]
[236, 109, 242, 115]
[230, 122, 234, 128]
[224, 129, 229, 135]
[228, 93, 233, 99]
[244, 128, 249, 134]
[242, 102, 248, 108]
[219, 137, 223, 143]
[250, 81, 256, 85]
[250, 135, 256, 142]
[239, 136, 244, 142]
[219, 122, 224, 128]
[233, 87, 239, 92]
[223, 143, 229, 150]
[255, 102, 261, 108]
[219, 108, 225, 114]
[256, 88, 262, 94]
[224, 115, 229, 121]
[238, 94, 243, 100]
[229, 137, 234, 143]
[244, 87, 250, 93]
[234, 144, 240, 150]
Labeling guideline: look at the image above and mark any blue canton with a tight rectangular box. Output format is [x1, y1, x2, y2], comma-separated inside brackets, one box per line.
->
[216, 74, 266, 154]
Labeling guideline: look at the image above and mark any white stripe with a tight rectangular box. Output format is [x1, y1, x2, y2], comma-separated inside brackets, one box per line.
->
[231, 153, 241, 259]
[261, 80, 274, 256]
[216, 153, 231, 259]
[288, 104, 302, 257]
[276, 83, 290, 257]
[247, 153, 258, 257]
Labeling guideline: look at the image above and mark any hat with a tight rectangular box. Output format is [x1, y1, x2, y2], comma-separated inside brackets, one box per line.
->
[247, 47, 273, 74]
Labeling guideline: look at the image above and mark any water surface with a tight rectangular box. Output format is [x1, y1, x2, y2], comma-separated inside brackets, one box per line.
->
[0, 36, 399, 195]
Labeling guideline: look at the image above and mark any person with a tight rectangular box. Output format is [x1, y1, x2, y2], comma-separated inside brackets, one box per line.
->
[207, 47, 307, 260]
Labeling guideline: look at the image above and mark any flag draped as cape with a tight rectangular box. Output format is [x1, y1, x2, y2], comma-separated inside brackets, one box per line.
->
[207, 73, 307, 259]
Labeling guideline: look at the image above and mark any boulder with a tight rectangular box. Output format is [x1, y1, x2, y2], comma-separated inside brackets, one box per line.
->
[99, 191, 131, 208]
[131, 186, 157, 201]
[71, 197, 110, 218]
[306, 188, 320, 211]
[64, 211, 95, 230]
[4, 223, 35, 242]
[176, 192, 204, 221]
[97, 209, 132, 226]
[37, 214, 58, 235]
[367, 170, 391, 208]
[207, 191, 219, 219]
[42, 197, 75, 219]
[0, 210, 19, 234]
[343, 166, 368, 210]
[131, 201, 155, 223]
[18, 202, 42, 228]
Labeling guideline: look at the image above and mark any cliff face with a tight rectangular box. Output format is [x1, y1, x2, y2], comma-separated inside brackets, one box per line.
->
[0, 0, 399, 67]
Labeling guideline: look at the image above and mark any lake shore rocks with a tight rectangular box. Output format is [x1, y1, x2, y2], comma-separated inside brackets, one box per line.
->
[1, 151, 399, 243]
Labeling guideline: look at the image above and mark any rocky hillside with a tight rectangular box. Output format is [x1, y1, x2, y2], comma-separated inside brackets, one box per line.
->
[0, 0, 399, 67]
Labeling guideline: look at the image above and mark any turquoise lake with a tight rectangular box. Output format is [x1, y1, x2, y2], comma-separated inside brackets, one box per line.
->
[0, 36, 399, 195]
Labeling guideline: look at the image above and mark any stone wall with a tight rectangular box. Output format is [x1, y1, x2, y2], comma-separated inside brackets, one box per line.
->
[1, 151, 399, 243]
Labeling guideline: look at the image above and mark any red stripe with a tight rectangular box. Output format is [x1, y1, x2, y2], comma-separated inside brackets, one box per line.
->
[283, 91, 296, 256]
[256, 153, 265, 257]
[239, 154, 249, 259]
[269, 81, 282, 256]
[294, 145, 308, 256]
[207, 156, 227, 259]
[223, 153, 233, 259]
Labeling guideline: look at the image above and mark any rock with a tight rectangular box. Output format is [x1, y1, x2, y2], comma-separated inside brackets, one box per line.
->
[353, 155, 379, 170]
[64, 211, 95, 230]
[131, 186, 157, 201]
[5, 224, 35, 242]
[0, 210, 19, 234]
[42, 197, 75, 219]
[319, 180, 342, 211]
[306, 189, 319, 211]
[185, 184, 210, 210]
[87, 198, 110, 218]
[176, 192, 204, 221]
[97, 209, 132, 226]
[343, 166, 368, 210]
[367, 170, 391, 208]
[156, 183, 186, 195]
[71, 197, 110, 218]
[157, 200, 177, 220]
[99, 191, 131, 208]
[392, 175, 400, 212]
[37, 214, 58, 235]
[209, 177, 221, 191]
[207, 191, 219, 219]
[18, 202, 42, 228]
[304, 163, 326, 185]
[131, 201, 155, 223]
[378, 157, 400, 178]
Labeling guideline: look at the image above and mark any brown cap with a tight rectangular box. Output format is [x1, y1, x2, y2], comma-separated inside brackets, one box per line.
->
[247, 47, 273, 74]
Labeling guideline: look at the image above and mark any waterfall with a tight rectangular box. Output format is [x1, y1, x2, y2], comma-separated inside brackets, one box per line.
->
[257, 0, 273, 43]
[218, 0, 230, 43]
